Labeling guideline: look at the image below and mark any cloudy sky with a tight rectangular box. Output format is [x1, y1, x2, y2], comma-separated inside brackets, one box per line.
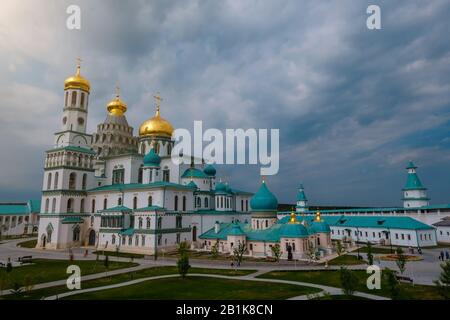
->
[1, 0, 449, 207]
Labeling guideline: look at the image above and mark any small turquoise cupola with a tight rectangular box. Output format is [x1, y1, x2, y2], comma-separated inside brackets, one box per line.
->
[181, 167, 208, 179]
[295, 183, 308, 213]
[250, 180, 278, 212]
[203, 164, 216, 177]
[143, 148, 161, 167]
[402, 161, 430, 208]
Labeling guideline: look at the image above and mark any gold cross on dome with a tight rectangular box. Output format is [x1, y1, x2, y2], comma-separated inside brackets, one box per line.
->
[153, 92, 162, 111]
[115, 84, 120, 98]
[76, 57, 82, 75]
[261, 175, 266, 183]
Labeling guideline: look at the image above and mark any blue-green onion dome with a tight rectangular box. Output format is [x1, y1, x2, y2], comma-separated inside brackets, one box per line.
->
[143, 148, 161, 167]
[250, 181, 278, 211]
[181, 167, 209, 179]
[279, 223, 309, 238]
[204, 164, 216, 176]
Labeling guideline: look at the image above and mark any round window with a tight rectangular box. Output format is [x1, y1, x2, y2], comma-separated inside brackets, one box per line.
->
[62, 117, 67, 125]
[78, 117, 84, 125]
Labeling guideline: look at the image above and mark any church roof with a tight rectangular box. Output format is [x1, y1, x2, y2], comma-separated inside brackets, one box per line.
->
[403, 172, 427, 191]
[0, 200, 41, 215]
[100, 205, 132, 213]
[181, 167, 209, 179]
[296, 184, 308, 201]
[61, 216, 84, 224]
[89, 181, 197, 192]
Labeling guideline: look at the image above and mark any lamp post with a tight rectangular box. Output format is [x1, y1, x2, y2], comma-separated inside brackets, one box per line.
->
[154, 210, 158, 261]
[388, 228, 393, 254]
[356, 227, 361, 260]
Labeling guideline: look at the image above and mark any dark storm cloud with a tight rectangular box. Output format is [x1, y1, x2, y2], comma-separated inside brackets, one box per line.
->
[0, 0, 449, 207]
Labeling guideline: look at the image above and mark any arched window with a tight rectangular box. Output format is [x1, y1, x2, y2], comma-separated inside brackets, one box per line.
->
[241, 199, 244, 211]
[118, 197, 122, 206]
[47, 173, 52, 190]
[196, 197, 201, 208]
[92, 199, 96, 213]
[176, 216, 182, 228]
[157, 217, 162, 229]
[141, 235, 145, 246]
[138, 166, 143, 183]
[45, 198, 49, 213]
[80, 199, 85, 213]
[103, 198, 107, 210]
[174, 195, 178, 211]
[65, 91, 69, 106]
[163, 167, 170, 182]
[138, 217, 143, 229]
[54, 172, 59, 189]
[133, 196, 138, 209]
[265, 220, 268, 228]
[245, 200, 248, 211]
[204, 197, 209, 208]
[71, 91, 77, 106]
[82, 174, 87, 190]
[146, 217, 151, 229]
[111, 234, 116, 245]
[148, 196, 152, 207]
[80, 92, 85, 108]
[182, 196, 186, 211]
[67, 198, 74, 213]
[220, 197, 223, 208]
[128, 236, 132, 246]
[135, 235, 139, 246]
[52, 198, 56, 213]
[69, 172, 77, 190]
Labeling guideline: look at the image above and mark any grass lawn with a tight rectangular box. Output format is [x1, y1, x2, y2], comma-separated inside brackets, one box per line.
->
[0, 259, 137, 290]
[17, 239, 37, 248]
[327, 254, 366, 266]
[3, 266, 256, 300]
[357, 246, 394, 254]
[258, 270, 443, 300]
[161, 250, 276, 262]
[92, 251, 145, 259]
[64, 276, 321, 300]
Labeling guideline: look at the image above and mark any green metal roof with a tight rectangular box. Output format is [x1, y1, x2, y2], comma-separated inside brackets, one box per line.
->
[279, 214, 434, 231]
[119, 228, 135, 236]
[134, 205, 166, 212]
[0, 200, 40, 215]
[61, 216, 84, 224]
[100, 206, 132, 213]
[89, 181, 196, 192]
[228, 224, 246, 236]
[181, 167, 209, 179]
[403, 172, 427, 191]
[48, 145, 96, 155]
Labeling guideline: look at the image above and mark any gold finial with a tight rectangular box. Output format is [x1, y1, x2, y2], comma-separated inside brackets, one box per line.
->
[153, 92, 162, 114]
[315, 211, 321, 222]
[261, 175, 266, 184]
[76, 57, 82, 75]
[289, 212, 297, 224]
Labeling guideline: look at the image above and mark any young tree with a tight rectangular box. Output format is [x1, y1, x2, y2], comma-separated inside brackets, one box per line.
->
[271, 244, 282, 262]
[366, 242, 374, 265]
[103, 254, 109, 276]
[177, 241, 189, 256]
[233, 241, 246, 267]
[335, 240, 344, 256]
[211, 241, 219, 258]
[434, 261, 450, 299]
[383, 268, 401, 300]
[339, 267, 358, 297]
[177, 253, 191, 278]
[395, 247, 407, 275]
[23, 275, 35, 295]
[0, 275, 8, 295]
[307, 242, 316, 263]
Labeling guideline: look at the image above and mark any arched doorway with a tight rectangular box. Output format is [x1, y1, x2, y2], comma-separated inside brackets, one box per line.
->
[192, 226, 197, 242]
[88, 229, 96, 246]
[41, 234, 47, 248]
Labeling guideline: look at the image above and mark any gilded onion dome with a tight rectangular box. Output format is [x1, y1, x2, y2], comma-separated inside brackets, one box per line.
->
[64, 61, 90, 92]
[139, 93, 174, 138]
[107, 88, 127, 116]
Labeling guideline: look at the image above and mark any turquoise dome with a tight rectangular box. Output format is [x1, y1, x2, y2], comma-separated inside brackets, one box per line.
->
[310, 221, 331, 233]
[215, 181, 229, 194]
[143, 148, 161, 167]
[279, 223, 309, 238]
[204, 164, 216, 176]
[181, 167, 209, 179]
[250, 181, 278, 211]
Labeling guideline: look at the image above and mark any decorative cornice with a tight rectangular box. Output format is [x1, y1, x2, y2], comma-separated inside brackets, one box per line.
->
[42, 189, 88, 196]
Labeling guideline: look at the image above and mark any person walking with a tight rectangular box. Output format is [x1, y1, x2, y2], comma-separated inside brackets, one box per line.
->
[439, 251, 444, 261]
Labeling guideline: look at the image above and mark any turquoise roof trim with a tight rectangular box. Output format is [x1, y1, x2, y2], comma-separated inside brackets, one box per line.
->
[143, 148, 161, 167]
[134, 205, 166, 212]
[48, 145, 96, 155]
[0, 200, 40, 215]
[89, 181, 197, 192]
[61, 216, 84, 224]
[119, 228, 135, 236]
[100, 206, 132, 213]
[279, 214, 434, 231]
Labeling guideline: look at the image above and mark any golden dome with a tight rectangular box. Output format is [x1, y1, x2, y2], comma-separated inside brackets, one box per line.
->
[139, 94, 174, 138]
[64, 62, 90, 92]
[107, 88, 127, 116]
